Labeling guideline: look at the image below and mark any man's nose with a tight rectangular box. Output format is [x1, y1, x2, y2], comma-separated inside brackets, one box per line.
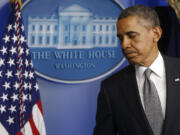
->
[121, 37, 131, 49]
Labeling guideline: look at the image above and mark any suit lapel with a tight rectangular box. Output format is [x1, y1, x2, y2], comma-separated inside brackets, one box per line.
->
[162, 56, 180, 135]
[121, 65, 153, 135]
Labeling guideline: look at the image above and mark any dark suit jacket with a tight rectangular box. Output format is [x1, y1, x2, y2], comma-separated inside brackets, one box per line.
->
[94, 56, 180, 135]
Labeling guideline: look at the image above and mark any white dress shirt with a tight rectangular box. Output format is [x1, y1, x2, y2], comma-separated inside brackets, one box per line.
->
[135, 52, 166, 119]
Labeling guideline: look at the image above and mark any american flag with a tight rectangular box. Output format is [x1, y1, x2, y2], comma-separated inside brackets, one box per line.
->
[0, 1, 46, 135]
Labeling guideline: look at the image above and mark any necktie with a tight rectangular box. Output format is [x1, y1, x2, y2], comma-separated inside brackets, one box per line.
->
[143, 68, 164, 135]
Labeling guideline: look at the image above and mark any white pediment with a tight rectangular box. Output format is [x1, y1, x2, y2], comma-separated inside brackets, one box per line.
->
[61, 4, 90, 13]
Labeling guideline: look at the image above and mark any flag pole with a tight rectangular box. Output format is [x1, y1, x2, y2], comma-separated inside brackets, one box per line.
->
[10, 0, 22, 11]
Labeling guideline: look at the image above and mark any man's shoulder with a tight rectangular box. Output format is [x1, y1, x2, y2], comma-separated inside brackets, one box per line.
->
[162, 55, 180, 77]
[164, 55, 180, 62]
[102, 64, 134, 86]
[163, 55, 180, 67]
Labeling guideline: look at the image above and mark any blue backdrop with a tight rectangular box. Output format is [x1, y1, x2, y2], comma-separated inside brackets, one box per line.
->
[0, 0, 168, 135]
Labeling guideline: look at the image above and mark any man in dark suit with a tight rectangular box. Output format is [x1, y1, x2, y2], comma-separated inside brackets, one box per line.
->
[93, 5, 180, 135]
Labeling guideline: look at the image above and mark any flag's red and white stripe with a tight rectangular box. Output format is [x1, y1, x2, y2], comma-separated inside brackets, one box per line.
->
[0, 100, 46, 135]
[16, 101, 46, 135]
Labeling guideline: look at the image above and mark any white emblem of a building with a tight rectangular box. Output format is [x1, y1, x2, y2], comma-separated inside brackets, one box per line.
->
[27, 4, 118, 49]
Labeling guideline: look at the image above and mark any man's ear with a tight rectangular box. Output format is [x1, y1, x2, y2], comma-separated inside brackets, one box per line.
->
[152, 26, 162, 43]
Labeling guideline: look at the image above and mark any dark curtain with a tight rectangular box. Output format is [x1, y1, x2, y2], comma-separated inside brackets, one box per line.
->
[155, 6, 180, 58]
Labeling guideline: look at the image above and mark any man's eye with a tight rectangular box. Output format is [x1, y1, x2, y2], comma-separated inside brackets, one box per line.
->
[129, 35, 136, 39]
[118, 36, 123, 41]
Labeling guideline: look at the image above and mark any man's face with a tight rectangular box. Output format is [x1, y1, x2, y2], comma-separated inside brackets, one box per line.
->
[116, 15, 161, 66]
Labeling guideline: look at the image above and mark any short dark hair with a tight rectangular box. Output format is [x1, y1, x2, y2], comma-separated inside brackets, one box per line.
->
[118, 5, 160, 28]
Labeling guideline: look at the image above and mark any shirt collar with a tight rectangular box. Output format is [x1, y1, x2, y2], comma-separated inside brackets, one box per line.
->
[149, 52, 165, 78]
[135, 52, 165, 78]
